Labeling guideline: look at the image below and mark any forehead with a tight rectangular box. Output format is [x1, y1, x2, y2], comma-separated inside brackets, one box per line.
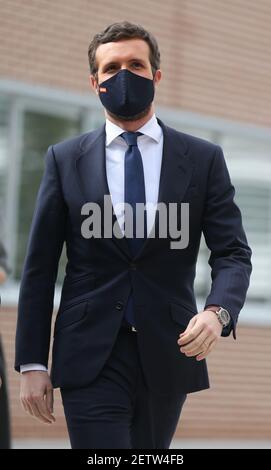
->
[95, 39, 150, 67]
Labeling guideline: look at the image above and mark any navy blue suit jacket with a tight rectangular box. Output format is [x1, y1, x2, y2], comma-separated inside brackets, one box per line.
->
[15, 118, 252, 395]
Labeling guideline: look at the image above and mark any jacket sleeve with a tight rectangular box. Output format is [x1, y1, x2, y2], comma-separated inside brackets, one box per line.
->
[15, 145, 67, 371]
[202, 145, 252, 339]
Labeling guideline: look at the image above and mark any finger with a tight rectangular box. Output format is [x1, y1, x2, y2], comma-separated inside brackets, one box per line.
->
[178, 327, 215, 352]
[178, 328, 208, 348]
[196, 338, 217, 361]
[41, 391, 55, 422]
[28, 400, 47, 422]
[184, 339, 210, 357]
[179, 320, 204, 346]
[31, 400, 52, 424]
[179, 330, 213, 356]
[179, 316, 197, 337]
[35, 398, 55, 423]
[46, 387, 54, 415]
[22, 398, 34, 416]
[20, 397, 28, 413]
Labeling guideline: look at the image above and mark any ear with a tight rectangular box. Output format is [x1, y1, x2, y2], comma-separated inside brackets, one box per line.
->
[89, 74, 99, 95]
[153, 69, 162, 86]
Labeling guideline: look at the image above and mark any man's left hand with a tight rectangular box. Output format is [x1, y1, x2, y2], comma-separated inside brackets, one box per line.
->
[177, 310, 223, 361]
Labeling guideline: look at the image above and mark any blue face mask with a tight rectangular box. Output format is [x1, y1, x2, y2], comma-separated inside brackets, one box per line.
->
[98, 69, 155, 118]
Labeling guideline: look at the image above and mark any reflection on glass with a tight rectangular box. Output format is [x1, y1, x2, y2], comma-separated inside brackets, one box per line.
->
[15, 111, 81, 282]
[0, 95, 9, 233]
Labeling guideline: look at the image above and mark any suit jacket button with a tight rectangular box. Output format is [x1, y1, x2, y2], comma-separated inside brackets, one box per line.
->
[115, 301, 124, 311]
[130, 262, 137, 270]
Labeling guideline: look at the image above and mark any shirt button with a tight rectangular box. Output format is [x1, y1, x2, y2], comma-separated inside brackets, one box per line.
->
[115, 301, 124, 311]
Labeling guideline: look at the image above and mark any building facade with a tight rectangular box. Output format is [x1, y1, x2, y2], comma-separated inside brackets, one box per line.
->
[0, 0, 270, 443]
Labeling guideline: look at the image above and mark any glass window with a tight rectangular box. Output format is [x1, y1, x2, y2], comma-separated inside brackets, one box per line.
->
[0, 95, 10, 238]
[234, 183, 271, 242]
[14, 110, 81, 282]
[231, 181, 271, 301]
[221, 135, 271, 301]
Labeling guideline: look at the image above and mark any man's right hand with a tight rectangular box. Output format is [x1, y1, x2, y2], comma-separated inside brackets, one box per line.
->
[0, 268, 7, 284]
[20, 371, 55, 424]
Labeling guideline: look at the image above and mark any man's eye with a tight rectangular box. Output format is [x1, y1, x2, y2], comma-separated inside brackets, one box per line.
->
[132, 63, 142, 68]
[106, 65, 117, 72]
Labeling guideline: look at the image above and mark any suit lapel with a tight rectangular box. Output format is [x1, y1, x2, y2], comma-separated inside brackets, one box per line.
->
[75, 119, 194, 261]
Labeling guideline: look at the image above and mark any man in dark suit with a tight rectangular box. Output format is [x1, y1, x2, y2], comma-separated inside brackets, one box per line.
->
[15, 22, 252, 449]
[0, 239, 11, 449]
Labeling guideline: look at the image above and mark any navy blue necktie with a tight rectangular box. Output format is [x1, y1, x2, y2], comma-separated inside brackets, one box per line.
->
[121, 131, 147, 327]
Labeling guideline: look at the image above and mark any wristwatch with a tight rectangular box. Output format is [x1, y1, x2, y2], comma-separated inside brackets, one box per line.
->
[206, 305, 231, 328]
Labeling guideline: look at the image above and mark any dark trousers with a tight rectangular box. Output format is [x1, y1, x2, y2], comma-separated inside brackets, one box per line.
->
[0, 338, 11, 449]
[61, 323, 187, 449]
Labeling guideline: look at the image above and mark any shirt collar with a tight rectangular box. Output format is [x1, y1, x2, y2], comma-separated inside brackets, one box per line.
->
[105, 113, 162, 147]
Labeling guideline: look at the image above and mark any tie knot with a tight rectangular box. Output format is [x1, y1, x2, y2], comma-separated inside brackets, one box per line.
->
[121, 131, 142, 147]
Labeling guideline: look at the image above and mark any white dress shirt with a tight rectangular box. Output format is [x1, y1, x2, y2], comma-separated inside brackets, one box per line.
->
[20, 113, 164, 373]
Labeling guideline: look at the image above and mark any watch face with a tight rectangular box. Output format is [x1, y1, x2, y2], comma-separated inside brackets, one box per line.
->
[220, 309, 230, 325]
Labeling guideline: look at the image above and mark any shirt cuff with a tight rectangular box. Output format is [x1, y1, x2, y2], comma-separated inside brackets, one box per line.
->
[20, 364, 47, 373]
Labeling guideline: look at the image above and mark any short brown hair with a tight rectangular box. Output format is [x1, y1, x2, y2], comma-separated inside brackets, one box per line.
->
[88, 21, 160, 76]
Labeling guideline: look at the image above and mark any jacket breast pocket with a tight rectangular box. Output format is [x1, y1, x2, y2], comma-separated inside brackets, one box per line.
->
[54, 300, 89, 335]
[170, 301, 197, 327]
[61, 274, 96, 301]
